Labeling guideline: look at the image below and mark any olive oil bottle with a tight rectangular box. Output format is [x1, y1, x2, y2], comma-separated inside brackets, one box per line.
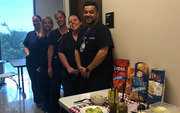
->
[108, 88, 118, 113]
[116, 84, 128, 113]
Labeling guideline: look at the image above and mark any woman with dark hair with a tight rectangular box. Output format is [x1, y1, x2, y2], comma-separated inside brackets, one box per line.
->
[58, 14, 82, 97]
[23, 15, 44, 108]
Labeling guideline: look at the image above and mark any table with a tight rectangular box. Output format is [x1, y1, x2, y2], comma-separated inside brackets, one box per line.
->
[59, 89, 109, 112]
[59, 89, 147, 113]
[8, 59, 26, 98]
[0, 72, 18, 89]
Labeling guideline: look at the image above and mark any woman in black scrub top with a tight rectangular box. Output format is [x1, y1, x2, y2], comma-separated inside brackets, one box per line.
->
[58, 14, 82, 97]
[47, 11, 69, 113]
[23, 15, 44, 108]
[35, 16, 54, 112]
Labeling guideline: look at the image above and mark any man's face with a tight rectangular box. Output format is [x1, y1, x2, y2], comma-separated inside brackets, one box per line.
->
[83, 5, 98, 26]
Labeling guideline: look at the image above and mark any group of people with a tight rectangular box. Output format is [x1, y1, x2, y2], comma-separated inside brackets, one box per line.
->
[23, 1, 114, 113]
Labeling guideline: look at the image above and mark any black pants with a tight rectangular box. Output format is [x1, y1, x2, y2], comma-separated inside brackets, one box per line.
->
[62, 70, 80, 97]
[49, 59, 62, 113]
[37, 70, 50, 112]
[26, 57, 42, 104]
[80, 70, 112, 93]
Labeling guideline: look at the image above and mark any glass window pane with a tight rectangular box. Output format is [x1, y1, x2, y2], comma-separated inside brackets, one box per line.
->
[0, 0, 33, 75]
[0, 0, 34, 60]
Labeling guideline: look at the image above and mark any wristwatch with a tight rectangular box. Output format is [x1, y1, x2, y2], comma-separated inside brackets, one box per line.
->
[86, 68, 90, 72]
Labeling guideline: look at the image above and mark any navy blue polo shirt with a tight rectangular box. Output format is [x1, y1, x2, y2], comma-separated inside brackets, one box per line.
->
[76, 22, 114, 92]
[76, 22, 114, 71]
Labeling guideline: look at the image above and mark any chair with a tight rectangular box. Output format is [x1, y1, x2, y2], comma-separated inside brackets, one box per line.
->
[0, 72, 18, 89]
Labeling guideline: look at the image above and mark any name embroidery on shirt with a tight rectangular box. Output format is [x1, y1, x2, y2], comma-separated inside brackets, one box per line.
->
[89, 37, 95, 40]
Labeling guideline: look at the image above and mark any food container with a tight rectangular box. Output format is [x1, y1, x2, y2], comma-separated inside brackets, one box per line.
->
[148, 102, 176, 113]
[90, 92, 107, 105]
[168, 107, 180, 113]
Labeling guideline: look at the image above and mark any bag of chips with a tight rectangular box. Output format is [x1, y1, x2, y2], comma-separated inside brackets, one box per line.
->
[113, 59, 129, 92]
[147, 69, 165, 104]
[125, 66, 135, 94]
[129, 62, 148, 102]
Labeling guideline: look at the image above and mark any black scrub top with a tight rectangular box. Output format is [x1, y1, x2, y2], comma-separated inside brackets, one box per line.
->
[35, 36, 49, 70]
[58, 32, 77, 69]
[48, 28, 63, 59]
[23, 30, 38, 53]
[23, 30, 39, 67]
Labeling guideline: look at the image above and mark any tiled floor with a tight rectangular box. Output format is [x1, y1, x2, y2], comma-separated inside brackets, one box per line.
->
[0, 73, 44, 113]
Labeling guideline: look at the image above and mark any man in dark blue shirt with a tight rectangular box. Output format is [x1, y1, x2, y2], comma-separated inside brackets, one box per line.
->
[75, 1, 114, 93]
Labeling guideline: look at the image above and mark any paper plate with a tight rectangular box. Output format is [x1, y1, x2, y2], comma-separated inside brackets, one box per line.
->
[80, 105, 108, 113]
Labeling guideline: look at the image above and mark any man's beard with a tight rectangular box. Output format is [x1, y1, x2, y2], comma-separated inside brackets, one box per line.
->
[85, 18, 96, 26]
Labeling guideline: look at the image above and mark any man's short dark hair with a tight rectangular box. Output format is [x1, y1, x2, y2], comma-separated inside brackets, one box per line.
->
[83, 1, 99, 11]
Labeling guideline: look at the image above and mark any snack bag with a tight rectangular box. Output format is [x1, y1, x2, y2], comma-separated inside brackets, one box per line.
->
[129, 62, 148, 102]
[125, 66, 135, 94]
[113, 59, 129, 92]
[147, 69, 165, 104]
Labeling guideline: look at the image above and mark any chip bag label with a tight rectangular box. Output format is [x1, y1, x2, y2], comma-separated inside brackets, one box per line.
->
[129, 62, 148, 102]
[113, 59, 129, 92]
[147, 69, 165, 104]
[125, 66, 135, 94]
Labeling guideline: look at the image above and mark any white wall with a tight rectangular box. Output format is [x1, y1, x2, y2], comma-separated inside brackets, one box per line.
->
[103, 0, 180, 106]
[34, 0, 63, 28]
[35, 0, 180, 106]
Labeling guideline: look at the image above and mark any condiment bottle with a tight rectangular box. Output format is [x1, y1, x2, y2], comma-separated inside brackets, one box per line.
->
[116, 101, 128, 113]
[108, 88, 118, 104]
[137, 93, 146, 113]
[116, 83, 128, 113]
[137, 103, 146, 113]
[108, 88, 118, 113]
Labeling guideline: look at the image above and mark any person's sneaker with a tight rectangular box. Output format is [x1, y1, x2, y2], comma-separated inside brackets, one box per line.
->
[41, 106, 48, 113]
[41, 106, 46, 111]
[36, 103, 42, 108]
[42, 108, 48, 113]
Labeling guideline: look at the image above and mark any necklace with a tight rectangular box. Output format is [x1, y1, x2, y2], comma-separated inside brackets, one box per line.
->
[58, 27, 68, 35]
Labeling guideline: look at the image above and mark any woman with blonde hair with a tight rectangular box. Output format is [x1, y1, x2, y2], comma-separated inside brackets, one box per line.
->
[35, 16, 54, 112]
[43, 16, 54, 37]
[47, 11, 69, 113]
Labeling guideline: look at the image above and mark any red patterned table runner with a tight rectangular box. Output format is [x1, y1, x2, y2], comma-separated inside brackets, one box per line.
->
[69, 93, 146, 113]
